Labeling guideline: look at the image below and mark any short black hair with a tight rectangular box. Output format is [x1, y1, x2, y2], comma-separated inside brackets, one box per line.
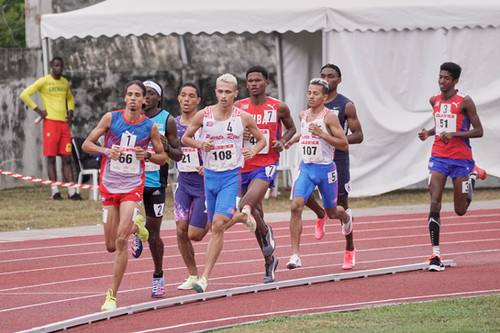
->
[124, 80, 146, 96]
[179, 82, 201, 97]
[246, 65, 269, 80]
[320, 63, 341, 78]
[50, 56, 64, 65]
[440, 62, 461, 80]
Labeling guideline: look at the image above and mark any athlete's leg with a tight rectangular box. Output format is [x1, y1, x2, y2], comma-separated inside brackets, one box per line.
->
[111, 201, 139, 296]
[428, 171, 447, 256]
[200, 213, 230, 279]
[305, 194, 325, 218]
[176, 219, 198, 276]
[146, 215, 164, 275]
[452, 175, 470, 216]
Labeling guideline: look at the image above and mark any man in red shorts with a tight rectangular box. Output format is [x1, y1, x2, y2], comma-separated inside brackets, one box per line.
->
[82, 80, 166, 310]
[20, 57, 82, 200]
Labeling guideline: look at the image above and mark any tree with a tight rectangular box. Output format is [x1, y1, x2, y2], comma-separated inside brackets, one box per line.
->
[0, 0, 25, 48]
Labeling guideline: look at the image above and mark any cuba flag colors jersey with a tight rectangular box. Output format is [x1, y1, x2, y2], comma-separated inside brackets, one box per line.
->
[100, 110, 154, 194]
[431, 91, 473, 160]
[201, 106, 244, 172]
[237, 97, 281, 172]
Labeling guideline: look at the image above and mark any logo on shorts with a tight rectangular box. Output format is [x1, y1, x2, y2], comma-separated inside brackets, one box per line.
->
[152, 190, 161, 195]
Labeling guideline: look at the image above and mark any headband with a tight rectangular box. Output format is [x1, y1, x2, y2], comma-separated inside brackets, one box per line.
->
[143, 80, 162, 96]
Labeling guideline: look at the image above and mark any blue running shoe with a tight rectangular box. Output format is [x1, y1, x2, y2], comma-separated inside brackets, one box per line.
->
[151, 276, 165, 298]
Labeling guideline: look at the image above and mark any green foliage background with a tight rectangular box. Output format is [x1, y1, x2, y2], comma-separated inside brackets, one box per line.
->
[0, 0, 25, 48]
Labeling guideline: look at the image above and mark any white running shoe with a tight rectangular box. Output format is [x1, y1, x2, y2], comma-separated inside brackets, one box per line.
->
[177, 275, 198, 290]
[241, 205, 257, 232]
[286, 254, 302, 270]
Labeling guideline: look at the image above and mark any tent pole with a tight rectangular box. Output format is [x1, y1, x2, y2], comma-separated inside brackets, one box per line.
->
[321, 29, 327, 65]
[42, 37, 49, 76]
[178, 35, 189, 65]
[274, 33, 284, 101]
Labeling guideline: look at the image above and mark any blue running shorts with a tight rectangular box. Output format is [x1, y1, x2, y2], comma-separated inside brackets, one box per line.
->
[203, 168, 241, 222]
[428, 156, 475, 178]
[240, 162, 278, 191]
[292, 162, 338, 209]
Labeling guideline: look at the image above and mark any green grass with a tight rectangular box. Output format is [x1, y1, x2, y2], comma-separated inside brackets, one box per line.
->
[0, 184, 498, 231]
[215, 294, 500, 333]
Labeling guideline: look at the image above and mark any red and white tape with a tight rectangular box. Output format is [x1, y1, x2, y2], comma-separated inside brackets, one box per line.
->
[0, 169, 177, 189]
[0, 169, 98, 189]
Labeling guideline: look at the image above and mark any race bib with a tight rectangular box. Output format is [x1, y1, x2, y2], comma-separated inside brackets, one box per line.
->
[178, 147, 200, 172]
[209, 143, 237, 170]
[300, 139, 322, 164]
[144, 146, 160, 172]
[435, 112, 456, 135]
[244, 129, 269, 154]
[110, 144, 140, 174]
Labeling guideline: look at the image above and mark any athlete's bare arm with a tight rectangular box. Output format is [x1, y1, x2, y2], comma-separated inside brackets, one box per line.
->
[344, 102, 363, 145]
[272, 102, 296, 152]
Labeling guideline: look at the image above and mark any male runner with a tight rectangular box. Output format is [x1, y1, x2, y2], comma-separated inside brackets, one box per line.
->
[305, 63, 364, 270]
[132, 80, 182, 298]
[82, 80, 166, 311]
[174, 83, 210, 290]
[182, 73, 266, 292]
[418, 62, 486, 271]
[233, 66, 296, 283]
[284, 78, 352, 270]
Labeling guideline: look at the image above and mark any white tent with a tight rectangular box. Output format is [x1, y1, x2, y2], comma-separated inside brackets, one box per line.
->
[41, 0, 500, 196]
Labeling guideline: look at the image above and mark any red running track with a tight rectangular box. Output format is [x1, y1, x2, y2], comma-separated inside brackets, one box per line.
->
[1, 202, 499, 332]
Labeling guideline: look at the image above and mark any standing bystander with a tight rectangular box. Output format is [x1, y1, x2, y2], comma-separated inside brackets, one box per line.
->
[20, 56, 82, 200]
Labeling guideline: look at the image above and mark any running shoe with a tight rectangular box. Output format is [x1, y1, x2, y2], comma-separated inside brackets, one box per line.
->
[134, 214, 149, 242]
[241, 205, 257, 232]
[131, 234, 143, 258]
[261, 225, 275, 257]
[315, 208, 327, 240]
[263, 256, 279, 283]
[177, 275, 198, 290]
[193, 276, 208, 293]
[428, 254, 445, 271]
[471, 165, 487, 180]
[151, 276, 165, 298]
[69, 193, 84, 200]
[342, 209, 353, 236]
[101, 289, 116, 311]
[342, 249, 356, 270]
[286, 254, 302, 270]
[52, 192, 63, 201]
[131, 215, 148, 258]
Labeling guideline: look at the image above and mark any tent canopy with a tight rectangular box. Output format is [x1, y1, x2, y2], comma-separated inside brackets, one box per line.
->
[40, 1, 500, 196]
[41, 0, 500, 39]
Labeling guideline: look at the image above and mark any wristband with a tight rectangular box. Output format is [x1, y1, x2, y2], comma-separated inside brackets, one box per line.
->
[104, 148, 110, 157]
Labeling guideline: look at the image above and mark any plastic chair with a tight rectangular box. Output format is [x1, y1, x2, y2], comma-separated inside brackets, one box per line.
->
[71, 137, 100, 201]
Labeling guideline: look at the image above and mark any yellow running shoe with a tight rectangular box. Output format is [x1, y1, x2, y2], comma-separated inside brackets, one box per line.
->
[134, 214, 149, 242]
[101, 289, 116, 311]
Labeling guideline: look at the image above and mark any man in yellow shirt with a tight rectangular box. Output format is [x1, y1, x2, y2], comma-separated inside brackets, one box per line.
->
[20, 57, 82, 200]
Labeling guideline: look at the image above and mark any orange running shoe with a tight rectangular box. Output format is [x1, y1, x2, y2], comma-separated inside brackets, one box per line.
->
[472, 165, 487, 180]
